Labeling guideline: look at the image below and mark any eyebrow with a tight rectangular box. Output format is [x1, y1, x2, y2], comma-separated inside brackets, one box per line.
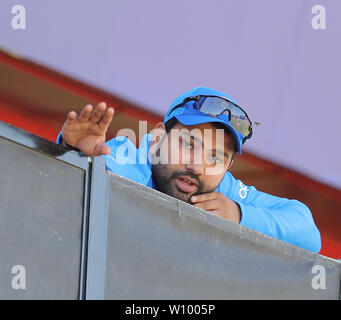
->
[180, 131, 229, 159]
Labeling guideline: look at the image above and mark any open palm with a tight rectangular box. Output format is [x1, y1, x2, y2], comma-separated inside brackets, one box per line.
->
[61, 102, 114, 156]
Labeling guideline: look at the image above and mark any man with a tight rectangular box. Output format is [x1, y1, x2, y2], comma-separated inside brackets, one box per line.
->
[58, 87, 321, 253]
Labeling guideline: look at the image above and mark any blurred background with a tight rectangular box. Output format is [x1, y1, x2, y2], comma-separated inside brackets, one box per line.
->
[0, 0, 340, 258]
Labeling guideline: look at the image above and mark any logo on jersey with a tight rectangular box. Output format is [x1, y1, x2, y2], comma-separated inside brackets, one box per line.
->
[239, 181, 249, 199]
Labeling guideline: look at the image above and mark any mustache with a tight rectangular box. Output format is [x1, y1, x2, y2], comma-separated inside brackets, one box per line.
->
[171, 171, 202, 188]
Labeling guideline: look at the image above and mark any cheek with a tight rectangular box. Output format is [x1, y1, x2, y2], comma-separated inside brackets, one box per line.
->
[201, 172, 225, 191]
[204, 162, 227, 177]
[167, 143, 190, 165]
[156, 140, 172, 164]
[169, 139, 184, 164]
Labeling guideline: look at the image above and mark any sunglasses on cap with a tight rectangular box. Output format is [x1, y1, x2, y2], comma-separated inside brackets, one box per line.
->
[168, 95, 253, 141]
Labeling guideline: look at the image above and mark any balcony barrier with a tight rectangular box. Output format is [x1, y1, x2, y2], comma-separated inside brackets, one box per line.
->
[0, 121, 340, 300]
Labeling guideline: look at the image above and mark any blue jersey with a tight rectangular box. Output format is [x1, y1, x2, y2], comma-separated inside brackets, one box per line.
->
[101, 133, 321, 253]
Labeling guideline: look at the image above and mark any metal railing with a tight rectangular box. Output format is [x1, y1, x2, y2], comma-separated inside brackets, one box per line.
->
[1, 121, 340, 300]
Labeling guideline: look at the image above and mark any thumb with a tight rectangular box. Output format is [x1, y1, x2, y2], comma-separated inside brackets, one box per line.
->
[93, 143, 111, 156]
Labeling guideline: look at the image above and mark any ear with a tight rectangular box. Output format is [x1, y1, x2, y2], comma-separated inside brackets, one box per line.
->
[227, 158, 234, 171]
[149, 122, 167, 155]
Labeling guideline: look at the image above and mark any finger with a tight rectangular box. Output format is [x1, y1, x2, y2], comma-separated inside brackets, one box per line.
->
[98, 107, 115, 131]
[78, 104, 93, 122]
[90, 102, 107, 124]
[193, 199, 220, 211]
[93, 143, 111, 156]
[190, 192, 219, 204]
[209, 210, 221, 215]
[65, 110, 78, 125]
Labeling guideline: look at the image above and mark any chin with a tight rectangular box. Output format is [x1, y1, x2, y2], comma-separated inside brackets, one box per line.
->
[171, 187, 193, 203]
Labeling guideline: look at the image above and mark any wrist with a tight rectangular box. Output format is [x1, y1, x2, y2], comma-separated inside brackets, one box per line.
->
[60, 135, 80, 152]
[224, 200, 241, 224]
[232, 201, 242, 223]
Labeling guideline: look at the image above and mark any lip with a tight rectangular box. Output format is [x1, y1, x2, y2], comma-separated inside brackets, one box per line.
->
[175, 176, 199, 193]
[178, 175, 199, 186]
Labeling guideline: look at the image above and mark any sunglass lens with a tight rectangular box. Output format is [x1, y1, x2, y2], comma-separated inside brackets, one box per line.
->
[229, 105, 251, 136]
[196, 97, 229, 116]
[197, 97, 251, 137]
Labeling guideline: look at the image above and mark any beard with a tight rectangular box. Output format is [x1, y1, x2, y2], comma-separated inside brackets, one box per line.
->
[151, 162, 211, 203]
[150, 135, 222, 203]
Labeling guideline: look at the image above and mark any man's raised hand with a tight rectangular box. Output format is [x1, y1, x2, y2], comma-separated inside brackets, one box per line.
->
[61, 102, 114, 156]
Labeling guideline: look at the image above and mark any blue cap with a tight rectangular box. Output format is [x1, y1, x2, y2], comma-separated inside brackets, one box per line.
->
[164, 87, 245, 154]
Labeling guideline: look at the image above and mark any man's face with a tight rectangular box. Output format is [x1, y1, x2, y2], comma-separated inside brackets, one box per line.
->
[150, 122, 235, 203]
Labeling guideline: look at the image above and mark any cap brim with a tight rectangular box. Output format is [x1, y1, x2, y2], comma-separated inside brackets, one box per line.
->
[174, 114, 243, 154]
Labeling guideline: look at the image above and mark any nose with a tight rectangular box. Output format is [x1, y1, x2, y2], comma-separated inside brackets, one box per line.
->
[184, 163, 204, 176]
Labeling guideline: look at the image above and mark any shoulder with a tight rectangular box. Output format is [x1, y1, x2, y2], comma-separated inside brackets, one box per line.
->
[216, 171, 251, 201]
[105, 136, 136, 157]
[102, 136, 152, 186]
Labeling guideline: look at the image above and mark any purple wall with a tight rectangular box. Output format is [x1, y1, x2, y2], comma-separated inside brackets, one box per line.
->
[1, 0, 340, 189]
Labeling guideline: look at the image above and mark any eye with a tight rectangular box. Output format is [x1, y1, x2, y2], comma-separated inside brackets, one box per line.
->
[181, 139, 192, 149]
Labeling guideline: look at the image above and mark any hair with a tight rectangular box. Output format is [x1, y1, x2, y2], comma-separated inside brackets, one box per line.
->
[164, 118, 238, 157]
[164, 117, 180, 134]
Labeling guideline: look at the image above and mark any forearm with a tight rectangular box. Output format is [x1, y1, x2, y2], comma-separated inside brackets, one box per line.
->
[238, 199, 321, 253]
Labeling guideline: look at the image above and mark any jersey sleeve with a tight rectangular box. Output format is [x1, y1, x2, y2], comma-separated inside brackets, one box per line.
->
[56, 131, 62, 144]
[217, 172, 321, 253]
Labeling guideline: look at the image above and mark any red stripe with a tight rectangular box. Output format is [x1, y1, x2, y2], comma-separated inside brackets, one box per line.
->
[241, 152, 341, 204]
[0, 50, 161, 125]
[0, 107, 59, 141]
